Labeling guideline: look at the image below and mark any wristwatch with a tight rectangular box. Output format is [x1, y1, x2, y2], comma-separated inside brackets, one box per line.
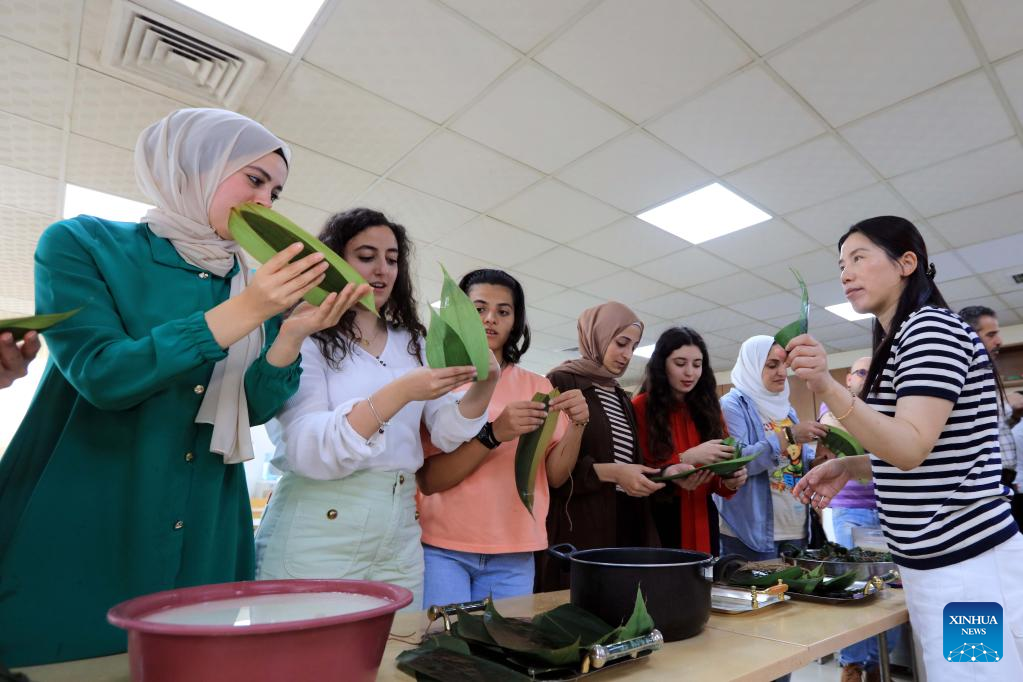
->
[474, 421, 501, 450]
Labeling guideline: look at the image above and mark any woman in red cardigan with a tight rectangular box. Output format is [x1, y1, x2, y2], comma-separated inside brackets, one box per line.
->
[634, 326, 748, 554]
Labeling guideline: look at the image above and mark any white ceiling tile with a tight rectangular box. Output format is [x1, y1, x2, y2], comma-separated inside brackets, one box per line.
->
[785, 183, 920, 247]
[65, 135, 147, 204]
[929, 192, 1023, 249]
[272, 200, 331, 235]
[282, 146, 377, 213]
[999, 290, 1023, 310]
[508, 272, 566, 302]
[357, 180, 476, 245]
[71, 69, 186, 151]
[390, 130, 543, 212]
[264, 65, 436, 175]
[532, 287, 608, 318]
[963, 0, 1023, 61]
[955, 232, 1023, 275]
[633, 290, 718, 320]
[305, 0, 518, 123]
[687, 273, 782, 306]
[634, 248, 739, 289]
[416, 244, 498, 284]
[435, 216, 557, 268]
[557, 131, 711, 213]
[647, 66, 825, 175]
[490, 179, 623, 243]
[439, 0, 591, 53]
[828, 335, 874, 352]
[703, 0, 859, 56]
[768, 0, 978, 126]
[0, 165, 59, 215]
[3, 205, 52, 244]
[0, 111, 62, 178]
[931, 251, 975, 283]
[713, 320, 774, 343]
[840, 73, 1014, 178]
[725, 135, 876, 214]
[576, 270, 673, 305]
[997, 55, 1023, 126]
[451, 63, 628, 173]
[0, 37, 68, 128]
[992, 306, 1021, 325]
[678, 307, 759, 333]
[513, 246, 620, 287]
[535, 0, 750, 122]
[729, 291, 804, 320]
[523, 307, 573, 331]
[545, 318, 588, 341]
[980, 266, 1023, 296]
[568, 216, 689, 268]
[0, 0, 72, 58]
[752, 248, 844, 288]
[807, 280, 848, 308]
[806, 321, 870, 345]
[530, 331, 576, 351]
[699, 219, 819, 269]
[939, 277, 994, 302]
[890, 139, 1023, 217]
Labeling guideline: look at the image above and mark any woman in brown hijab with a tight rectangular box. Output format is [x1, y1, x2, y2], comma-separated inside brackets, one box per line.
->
[535, 301, 663, 592]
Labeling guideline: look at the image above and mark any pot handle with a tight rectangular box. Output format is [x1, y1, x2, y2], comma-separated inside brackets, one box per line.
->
[547, 543, 578, 562]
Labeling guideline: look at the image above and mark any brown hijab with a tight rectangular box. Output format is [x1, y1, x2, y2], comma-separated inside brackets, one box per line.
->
[554, 301, 643, 388]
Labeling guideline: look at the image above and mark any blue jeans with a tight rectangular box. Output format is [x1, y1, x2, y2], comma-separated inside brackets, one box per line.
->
[831, 507, 900, 668]
[422, 544, 535, 609]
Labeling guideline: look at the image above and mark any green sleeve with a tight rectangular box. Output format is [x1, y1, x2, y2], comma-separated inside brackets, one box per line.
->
[244, 315, 302, 426]
[34, 220, 227, 411]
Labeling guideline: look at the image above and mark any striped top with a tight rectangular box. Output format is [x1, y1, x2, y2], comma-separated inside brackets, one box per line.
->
[867, 306, 1017, 570]
[593, 385, 635, 493]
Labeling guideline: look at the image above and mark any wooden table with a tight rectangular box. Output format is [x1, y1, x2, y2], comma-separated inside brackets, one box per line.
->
[17, 588, 908, 682]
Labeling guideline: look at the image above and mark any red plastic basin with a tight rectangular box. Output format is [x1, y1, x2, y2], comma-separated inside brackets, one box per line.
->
[107, 579, 413, 682]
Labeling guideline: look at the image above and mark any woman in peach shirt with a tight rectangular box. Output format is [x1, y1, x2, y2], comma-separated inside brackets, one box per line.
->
[417, 269, 588, 608]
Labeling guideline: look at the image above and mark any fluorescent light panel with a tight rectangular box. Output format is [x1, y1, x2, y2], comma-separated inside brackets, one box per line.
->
[63, 185, 154, 223]
[173, 0, 326, 52]
[634, 344, 655, 359]
[825, 302, 874, 322]
[636, 183, 771, 244]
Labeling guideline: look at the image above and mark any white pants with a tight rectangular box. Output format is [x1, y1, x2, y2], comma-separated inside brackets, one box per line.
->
[900, 534, 1023, 681]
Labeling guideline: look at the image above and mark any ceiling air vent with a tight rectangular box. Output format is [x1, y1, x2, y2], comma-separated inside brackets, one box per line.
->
[1012, 273, 1023, 285]
[101, 1, 265, 109]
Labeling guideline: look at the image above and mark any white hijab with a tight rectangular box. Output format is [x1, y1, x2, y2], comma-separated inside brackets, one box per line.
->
[730, 335, 792, 423]
[135, 108, 291, 465]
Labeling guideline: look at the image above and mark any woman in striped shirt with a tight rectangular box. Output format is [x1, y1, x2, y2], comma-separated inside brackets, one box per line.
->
[790, 216, 1022, 680]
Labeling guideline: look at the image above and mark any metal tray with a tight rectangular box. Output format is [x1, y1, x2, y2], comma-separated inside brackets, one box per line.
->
[711, 585, 790, 615]
[785, 579, 883, 605]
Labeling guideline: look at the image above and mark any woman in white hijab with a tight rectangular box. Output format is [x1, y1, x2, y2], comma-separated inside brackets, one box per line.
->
[714, 335, 828, 563]
[0, 108, 368, 668]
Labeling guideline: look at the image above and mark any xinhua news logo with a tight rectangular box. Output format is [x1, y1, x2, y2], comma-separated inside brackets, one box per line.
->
[943, 602, 1003, 663]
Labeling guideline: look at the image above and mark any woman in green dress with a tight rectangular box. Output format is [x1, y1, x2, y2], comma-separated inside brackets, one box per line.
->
[0, 108, 369, 667]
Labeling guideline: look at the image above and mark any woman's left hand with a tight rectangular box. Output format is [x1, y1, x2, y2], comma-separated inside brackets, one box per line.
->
[280, 283, 372, 341]
[662, 464, 715, 491]
[722, 466, 748, 491]
[785, 333, 835, 394]
[549, 389, 589, 426]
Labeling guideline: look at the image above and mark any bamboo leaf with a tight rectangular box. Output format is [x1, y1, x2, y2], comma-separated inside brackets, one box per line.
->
[612, 586, 655, 642]
[425, 265, 489, 380]
[820, 570, 858, 593]
[729, 565, 804, 588]
[531, 603, 616, 648]
[774, 268, 809, 348]
[514, 389, 561, 515]
[481, 600, 582, 666]
[648, 452, 757, 482]
[228, 203, 377, 314]
[822, 426, 865, 458]
[0, 308, 81, 340]
[396, 633, 529, 681]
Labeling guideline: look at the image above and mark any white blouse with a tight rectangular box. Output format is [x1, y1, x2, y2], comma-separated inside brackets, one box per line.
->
[269, 327, 485, 480]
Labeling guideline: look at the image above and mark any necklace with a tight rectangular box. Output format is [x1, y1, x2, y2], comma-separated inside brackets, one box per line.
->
[358, 321, 385, 349]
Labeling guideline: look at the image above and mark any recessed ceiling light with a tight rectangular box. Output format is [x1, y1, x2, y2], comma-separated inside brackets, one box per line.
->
[636, 183, 771, 244]
[634, 344, 655, 359]
[173, 0, 326, 52]
[825, 302, 874, 322]
[63, 185, 153, 223]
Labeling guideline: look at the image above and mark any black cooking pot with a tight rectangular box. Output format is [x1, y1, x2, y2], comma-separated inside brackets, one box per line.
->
[548, 544, 715, 642]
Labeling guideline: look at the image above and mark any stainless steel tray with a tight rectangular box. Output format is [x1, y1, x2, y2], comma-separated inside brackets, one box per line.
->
[711, 585, 790, 615]
[785, 578, 883, 605]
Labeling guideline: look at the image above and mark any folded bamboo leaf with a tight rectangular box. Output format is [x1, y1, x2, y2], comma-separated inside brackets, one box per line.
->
[0, 308, 81, 340]
[613, 586, 655, 642]
[228, 202, 377, 313]
[396, 633, 529, 681]
[481, 600, 582, 666]
[531, 602, 617, 648]
[425, 265, 490, 380]
[514, 389, 561, 516]
[819, 569, 858, 593]
[452, 609, 498, 647]
[774, 268, 809, 348]
[822, 426, 865, 458]
[722, 436, 744, 459]
[648, 453, 756, 482]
